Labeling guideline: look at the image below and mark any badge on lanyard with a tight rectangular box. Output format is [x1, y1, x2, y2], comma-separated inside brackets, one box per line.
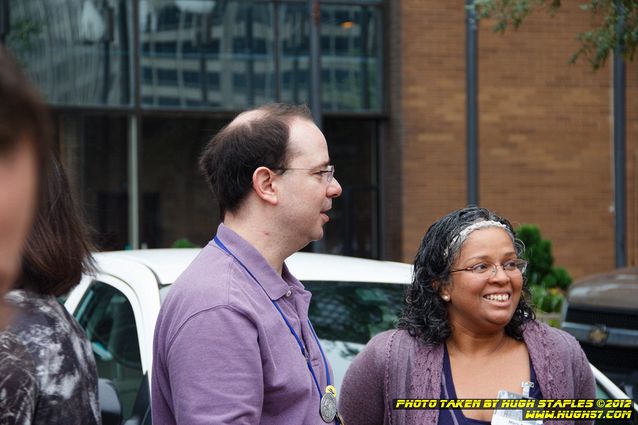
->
[491, 382, 543, 425]
[214, 235, 341, 423]
[320, 385, 338, 422]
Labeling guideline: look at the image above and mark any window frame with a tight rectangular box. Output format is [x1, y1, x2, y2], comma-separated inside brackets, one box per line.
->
[72, 273, 147, 372]
[73, 275, 147, 420]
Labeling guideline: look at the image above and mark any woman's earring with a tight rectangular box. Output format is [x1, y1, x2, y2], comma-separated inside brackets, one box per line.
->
[441, 294, 450, 302]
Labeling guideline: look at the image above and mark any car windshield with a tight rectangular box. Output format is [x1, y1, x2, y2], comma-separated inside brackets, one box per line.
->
[305, 281, 405, 390]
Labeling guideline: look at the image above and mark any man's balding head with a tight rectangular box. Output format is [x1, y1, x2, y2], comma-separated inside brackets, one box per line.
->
[199, 104, 312, 218]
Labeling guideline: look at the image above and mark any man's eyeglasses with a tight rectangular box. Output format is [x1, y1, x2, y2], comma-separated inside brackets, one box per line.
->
[274, 165, 335, 183]
[450, 259, 528, 275]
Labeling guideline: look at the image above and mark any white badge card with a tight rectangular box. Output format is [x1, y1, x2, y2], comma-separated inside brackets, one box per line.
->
[491, 389, 543, 425]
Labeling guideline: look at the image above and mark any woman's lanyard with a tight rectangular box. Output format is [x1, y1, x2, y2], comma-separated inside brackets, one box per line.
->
[213, 236, 332, 397]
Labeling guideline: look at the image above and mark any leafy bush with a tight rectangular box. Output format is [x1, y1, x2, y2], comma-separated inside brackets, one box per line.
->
[515, 225, 572, 315]
[171, 238, 199, 248]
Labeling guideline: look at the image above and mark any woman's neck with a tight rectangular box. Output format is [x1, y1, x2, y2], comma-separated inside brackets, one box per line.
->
[446, 329, 512, 358]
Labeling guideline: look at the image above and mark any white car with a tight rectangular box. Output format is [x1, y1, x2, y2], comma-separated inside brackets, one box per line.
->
[64, 249, 637, 425]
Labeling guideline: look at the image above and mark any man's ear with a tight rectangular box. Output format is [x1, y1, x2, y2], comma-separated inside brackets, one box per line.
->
[252, 166, 278, 205]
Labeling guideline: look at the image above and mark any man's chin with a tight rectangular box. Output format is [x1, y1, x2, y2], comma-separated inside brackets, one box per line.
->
[300, 230, 325, 248]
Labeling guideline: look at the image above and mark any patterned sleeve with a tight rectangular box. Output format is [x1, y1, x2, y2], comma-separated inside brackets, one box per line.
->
[0, 332, 37, 425]
[339, 331, 390, 425]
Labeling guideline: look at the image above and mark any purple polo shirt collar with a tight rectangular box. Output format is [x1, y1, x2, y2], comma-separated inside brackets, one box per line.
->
[213, 223, 297, 301]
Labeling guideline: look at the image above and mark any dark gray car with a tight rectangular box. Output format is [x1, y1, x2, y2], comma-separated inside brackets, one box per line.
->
[562, 267, 638, 399]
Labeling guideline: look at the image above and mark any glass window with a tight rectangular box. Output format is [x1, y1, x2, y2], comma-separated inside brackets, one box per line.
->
[320, 117, 379, 258]
[321, 4, 382, 111]
[306, 281, 404, 390]
[6, 0, 383, 113]
[74, 281, 143, 421]
[279, 2, 310, 105]
[140, 116, 222, 248]
[140, 0, 382, 112]
[592, 381, 637, 425]
[596, 382, 612, 399]
[6, 0, 133, 107]
[59, 114, 129, 250]
[140, 0, 276, 109]
[279, 2, 383, 112]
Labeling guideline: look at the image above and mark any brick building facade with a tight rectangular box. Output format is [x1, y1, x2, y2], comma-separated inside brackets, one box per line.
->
[385, 1, 638, 278]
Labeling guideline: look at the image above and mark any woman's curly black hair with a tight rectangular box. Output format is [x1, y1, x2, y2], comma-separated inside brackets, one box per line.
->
[398, 206, 535, 345]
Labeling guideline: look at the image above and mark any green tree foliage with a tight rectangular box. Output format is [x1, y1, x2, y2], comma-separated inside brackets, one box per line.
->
[471, 0, 638, 69]
[515, 224, 572, 314]
[171, 238, 199, 248]
[6, 18, 42, 53]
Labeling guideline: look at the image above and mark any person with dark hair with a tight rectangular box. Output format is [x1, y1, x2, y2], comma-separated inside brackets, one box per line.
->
[0, 45, 99, 425]
[0, 46, 46, 320]
[339, 206, 595, 425]
[0, 154, 100, 425]
[153, 103, 343, 424]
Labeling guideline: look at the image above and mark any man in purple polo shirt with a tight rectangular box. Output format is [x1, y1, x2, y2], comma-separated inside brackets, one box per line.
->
[152, 104, 343, 425]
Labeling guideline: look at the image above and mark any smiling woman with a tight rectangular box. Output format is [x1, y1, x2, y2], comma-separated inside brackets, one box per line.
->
[339, 206, 596, 425]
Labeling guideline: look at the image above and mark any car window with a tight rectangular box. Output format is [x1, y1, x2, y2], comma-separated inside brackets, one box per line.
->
[596, 381, 613, 399]
[307, 281, 404, 344]
[74, 281, 143, 420]
[593, 381, 637, 425]
[306, 281, 404, 390]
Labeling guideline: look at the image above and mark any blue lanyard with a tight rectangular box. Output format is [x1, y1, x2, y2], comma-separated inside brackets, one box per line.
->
[213, 236, 332, 400]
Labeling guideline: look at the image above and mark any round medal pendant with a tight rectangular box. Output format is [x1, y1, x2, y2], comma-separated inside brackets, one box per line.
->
[320, 391, 337, 423]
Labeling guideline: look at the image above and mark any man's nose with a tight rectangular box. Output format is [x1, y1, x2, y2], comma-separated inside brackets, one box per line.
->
[328, 177, 342, 198]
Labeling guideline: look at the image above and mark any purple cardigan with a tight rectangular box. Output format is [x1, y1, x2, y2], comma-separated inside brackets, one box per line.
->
[339, 320, 595, 425]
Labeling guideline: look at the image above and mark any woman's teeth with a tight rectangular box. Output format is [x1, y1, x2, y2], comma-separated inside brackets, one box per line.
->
[484, 293, 509, 301]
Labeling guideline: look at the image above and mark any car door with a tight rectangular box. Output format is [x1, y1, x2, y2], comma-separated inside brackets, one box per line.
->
[72, 275, 149, 424]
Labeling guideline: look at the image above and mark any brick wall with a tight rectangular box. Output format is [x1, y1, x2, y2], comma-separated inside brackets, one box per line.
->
[394, 1, 638, 278]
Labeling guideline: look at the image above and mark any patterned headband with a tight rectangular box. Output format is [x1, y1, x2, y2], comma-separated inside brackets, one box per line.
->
[444, 220, 508, 259]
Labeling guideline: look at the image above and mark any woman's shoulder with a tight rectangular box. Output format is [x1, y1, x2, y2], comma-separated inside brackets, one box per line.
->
[524, 319, 575, 341]
[6, 289, 61, 324]
[524, 319, 583, 356]
[5, 289, 95, 377]
[7, 289, 81, 333]
[366, 329, 421, 353]
[361, 329, 440, 368]
[348, 330, 413, 370]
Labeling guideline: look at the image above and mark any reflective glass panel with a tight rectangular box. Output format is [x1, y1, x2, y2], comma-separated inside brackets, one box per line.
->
[6, 0, 133, 107]
[140, 116, 221, 248]
[140, 0, 276, 109]
[279, 2, 382, 112]
[306, 281, 404, 390]
[279, 2, 309, 105]
[320, 4, 382, 111]
[59, 114, 130, 250]
[75, 281, 143, 420]
[319, 118, 379, 258]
